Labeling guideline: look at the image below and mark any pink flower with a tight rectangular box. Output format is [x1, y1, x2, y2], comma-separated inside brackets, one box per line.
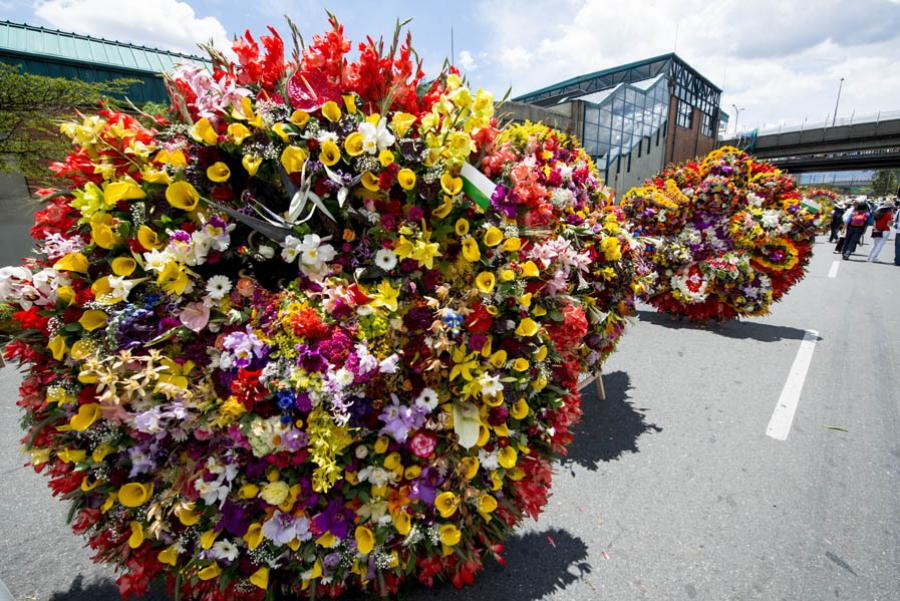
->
[179, 302, 210, 333]
[409, 430, 437, 458]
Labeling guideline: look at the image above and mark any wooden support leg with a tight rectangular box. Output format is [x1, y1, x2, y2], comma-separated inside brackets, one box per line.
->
[594, 368, 605, 401]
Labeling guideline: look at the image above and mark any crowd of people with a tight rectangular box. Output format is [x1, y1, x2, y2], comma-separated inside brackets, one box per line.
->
[829, 194, 900, 264]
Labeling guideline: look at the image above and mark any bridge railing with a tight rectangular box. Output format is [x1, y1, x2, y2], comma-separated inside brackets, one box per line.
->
[731, 109, 900, 138]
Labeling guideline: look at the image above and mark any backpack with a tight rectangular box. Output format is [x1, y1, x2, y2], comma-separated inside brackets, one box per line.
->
[849, 211, 868, 227]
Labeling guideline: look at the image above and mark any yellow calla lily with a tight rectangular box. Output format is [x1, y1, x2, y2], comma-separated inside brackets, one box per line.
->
[344, 132, 364, 157]
[158, 545, 178, 566]
[510, 398, 530, 420]
[137, 225, 162, 250]
[78, 310, 108, 332]
[321, 100, 341, 122]
[520, 260, 540, 277]
[242, 154, 263, 176]
[53, 252, 89, 273]
[478, 493, 498, 515]
[111, 257, 137, 277]
[475, 272, 495, 294]
[435, 491, 459, 518]
[118, 482, 153, 507]
[280, 145, 308, 174]
[70, 339, 94, 361]
[57, 448, 86, 463]
[227, 122, 251, 145]
[70, 403, 102, 431]
[461, 237, 480, 262]
[432, 194, 454, 219]
[378, 149, 395, 167]
[200, 529, 219, 550]
[438, 524, 461, 546]
[460, 456, 479, 480]
[57, 285, 75, 306]
[47, 336, 68, 361]
[502, 237, 522, 252]
[483, 226, 504, 247]
[127, 521, 144, 549]
[290, 110, 309, 128]
[206, 162, 231, 183]
[360, 171, 381, 192]
[165, 181, 200, 212]
[515, 317, 539, 337]
[104, 181, 146, 204]
[90, 222, 117, 249]
[155, 149, 187, 167]
[249, 566, 269, 590]
[498, 446, 518, 469]
[198, 562, 222, 581]
[392, 511, 411, 535]
[190, 118, 218, 145]
[397, 168, 416, 190]
[355, 526, 374, 555]
[391, 112, 417, 137]
[512, 357, 530, 372]
[176, 504, 200, 526]
[440, 171, 463, 195]
[244, 523, 264, 550]
[319, 140, 341, 167]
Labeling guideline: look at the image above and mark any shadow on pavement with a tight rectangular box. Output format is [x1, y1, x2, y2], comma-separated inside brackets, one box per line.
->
[637, 310, 817, 343]
[565, 371, 661, 470]
[407, 528, 591, 601]
[48, 575, 168, 601]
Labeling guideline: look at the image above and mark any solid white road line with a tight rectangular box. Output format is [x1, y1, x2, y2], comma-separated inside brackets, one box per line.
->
[827, 261, 840, 278]
[766, 329, 820, 441]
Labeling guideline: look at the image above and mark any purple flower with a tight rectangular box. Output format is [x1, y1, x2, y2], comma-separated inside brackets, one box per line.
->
[409, 467, 442, 505]
[262, 510, 311, 545]
[491, 184, 518, 219]
[378, 397, 426, 443]
[219, 500, 250, 537]
[313, 498, 354, 539]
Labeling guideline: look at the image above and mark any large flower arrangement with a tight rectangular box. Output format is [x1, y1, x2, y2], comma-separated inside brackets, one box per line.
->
[800, 187, 838, 234]
[0, 19, 642, 600]
[621, 146, 819, 321]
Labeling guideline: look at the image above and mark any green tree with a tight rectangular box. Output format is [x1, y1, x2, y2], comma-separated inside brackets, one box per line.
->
[0, 63, 136, 182]
[870, 168, 900, 196]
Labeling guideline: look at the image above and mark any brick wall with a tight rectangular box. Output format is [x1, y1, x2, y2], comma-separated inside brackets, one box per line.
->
[666, 98, 716, 164]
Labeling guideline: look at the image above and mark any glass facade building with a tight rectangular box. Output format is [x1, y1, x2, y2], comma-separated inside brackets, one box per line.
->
[515, 54, 723, 190]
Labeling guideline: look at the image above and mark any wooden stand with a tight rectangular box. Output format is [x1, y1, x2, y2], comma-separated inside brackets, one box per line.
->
[577, 368, 606, 400]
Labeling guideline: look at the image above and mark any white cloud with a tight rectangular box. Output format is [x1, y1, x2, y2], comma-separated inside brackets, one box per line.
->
[33, 0, 231, 57]
[498, 45, 533, 70]
[472, 0, 900, 133]
[458, 49, 477, 71]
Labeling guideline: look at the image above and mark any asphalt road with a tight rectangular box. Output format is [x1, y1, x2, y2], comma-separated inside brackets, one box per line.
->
[0, 237, 898, 601]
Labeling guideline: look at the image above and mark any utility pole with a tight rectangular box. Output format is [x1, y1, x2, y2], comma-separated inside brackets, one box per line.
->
[831, 77, 844, 127]
[731, 104, 744, 137]
[450, 27, 455, 66]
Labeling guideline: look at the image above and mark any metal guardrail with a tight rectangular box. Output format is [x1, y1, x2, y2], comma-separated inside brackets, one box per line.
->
[731, 109, 900, 138]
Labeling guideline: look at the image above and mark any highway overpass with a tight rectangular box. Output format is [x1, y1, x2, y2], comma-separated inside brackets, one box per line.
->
[720, 113, 900, 173]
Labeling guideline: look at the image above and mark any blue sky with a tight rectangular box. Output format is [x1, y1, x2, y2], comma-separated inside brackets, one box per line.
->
[6, 0, 900, 133]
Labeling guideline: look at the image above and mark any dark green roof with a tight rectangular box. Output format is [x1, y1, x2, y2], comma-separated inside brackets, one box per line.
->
[0, 20, 208, 75]
[515, 53, 722, 105]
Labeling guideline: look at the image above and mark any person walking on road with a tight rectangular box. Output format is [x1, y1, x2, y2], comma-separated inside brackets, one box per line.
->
[842, 201, 871, 260]
[893, 200, 900, 266]
[867, 203, 894, 262]
[829, 202, 846, 243]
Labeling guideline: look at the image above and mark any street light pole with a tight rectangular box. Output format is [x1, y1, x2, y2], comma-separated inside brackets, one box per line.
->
[731, 104, 744, 137]
[831, 77, 844, 127]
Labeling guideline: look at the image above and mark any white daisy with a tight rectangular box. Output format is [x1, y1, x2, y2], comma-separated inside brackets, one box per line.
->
[211, 539, 239, 562]
[415, 387, 439, 412]
[205, 275, 232, 300]
[374, 249, 398, 271]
